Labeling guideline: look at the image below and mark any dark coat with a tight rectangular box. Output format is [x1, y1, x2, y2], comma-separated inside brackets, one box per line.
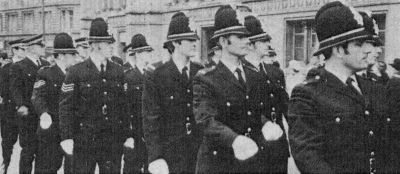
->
[123, 63, 146, 141]
[142, 59, 203, 173]
[0, 63, 15, 114]
[193, 62, 283, 173]
[9, 57, 50, 109]
[289, 67, 399, 174]
[59, 58, 129, 147]
[31, 65, 66, 141]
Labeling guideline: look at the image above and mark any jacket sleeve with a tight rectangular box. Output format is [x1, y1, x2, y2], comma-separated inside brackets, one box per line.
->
[192, 75, 239, 148]
[31, 70, 49, 116]
[142, 71, 163, 163]
[59, 68, 79, 141]
[9, 64, 27, 107]
[288, 85, 333, 174]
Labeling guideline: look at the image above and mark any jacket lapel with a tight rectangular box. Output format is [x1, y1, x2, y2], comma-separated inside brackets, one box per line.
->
[324, 69, 365, 105]
[216, 62, 246, 92]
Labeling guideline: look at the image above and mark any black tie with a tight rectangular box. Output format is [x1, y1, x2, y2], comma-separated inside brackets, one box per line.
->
[235, 68, 246, 88]
[346, 77, 361, 95]
[182, 66, 189, 80]
[100, 63, 105, 73]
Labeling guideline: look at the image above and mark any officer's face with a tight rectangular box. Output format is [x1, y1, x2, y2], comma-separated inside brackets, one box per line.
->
[63, 53, 77, 68]
[176, 39, 197, 58]
[254, 40, 271, 57]
[98, 42, 113, 58]
[77, 46, 89, 59]
[342, 40, 371, 72]
[223, 34, 250, 57]
[31, 44, 46, 57]
[136, 50, 153, 65]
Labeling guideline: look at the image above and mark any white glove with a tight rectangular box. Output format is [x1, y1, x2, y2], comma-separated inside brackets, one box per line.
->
[0, 96, 3, 104]
[124, 137, 135, 149]
[148, 159, 169, 174]
[40, 112, 52, 129]
[262, 121, 283, 141]
[60, 139, 74, 155]
[232, 135, 258, 161]
[17, 105, 29, 116]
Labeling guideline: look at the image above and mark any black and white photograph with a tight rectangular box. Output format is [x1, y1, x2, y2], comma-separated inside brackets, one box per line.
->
[0, 0, 399, 173]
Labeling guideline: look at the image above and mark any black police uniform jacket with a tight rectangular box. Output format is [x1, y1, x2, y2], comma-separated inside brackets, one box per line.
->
[31, 65, 66, 141]
[59, 58, 129, 147]
[142, 59, 203, 165]
[193, 62, 281, 173]
[289, 67, 399, 174]
[9, 57, 50, 109]
[0, 62, 15, 115]
[124, 63, 146, 143]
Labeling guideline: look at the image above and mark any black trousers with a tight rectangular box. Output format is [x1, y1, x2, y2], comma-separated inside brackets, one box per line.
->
[35, 123, 63, 174]
[17, 114, 38, 174]
[0, 109, 18, 167]
[123, 137, 148, 174]
[73, 139, 123, 174]
[163, 135, 200, 174]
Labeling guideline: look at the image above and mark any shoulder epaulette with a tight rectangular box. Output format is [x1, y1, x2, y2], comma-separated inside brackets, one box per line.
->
[196, 65, 216, 76]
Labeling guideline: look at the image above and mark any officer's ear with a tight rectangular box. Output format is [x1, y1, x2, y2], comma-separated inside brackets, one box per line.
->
[218, 36, 228, 49]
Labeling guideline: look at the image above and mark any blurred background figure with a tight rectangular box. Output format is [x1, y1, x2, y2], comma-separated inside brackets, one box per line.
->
[389, 58, 400, 79]
[206, 44, 221, 68]
[286, 59, 306, 95]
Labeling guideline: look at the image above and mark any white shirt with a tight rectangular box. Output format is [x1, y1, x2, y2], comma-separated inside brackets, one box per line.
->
[91, 57, 107, 72]
[220, 58, 246, 82]
[327, 68, 362, 94]
[172, 58, 190, 77]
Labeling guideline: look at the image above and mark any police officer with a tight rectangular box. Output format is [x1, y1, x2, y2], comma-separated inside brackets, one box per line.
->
[59, 18, 131, 173]
[0, 51, 17, 174]
[75, 37, 90, 62]
[31, 33, 78, 174]
[243, 15, 290, 173]
[143, 12, 203, 174]
[123, 33, 154, 174]
[0, 38, 25, 174]
[193, 5, 274, 173]
[9, 34, 50, 174]
[289, 1, 398, 173]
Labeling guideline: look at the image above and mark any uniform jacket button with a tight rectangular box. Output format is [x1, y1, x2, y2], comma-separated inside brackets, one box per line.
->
[186, 117, 190, 121]
[187, 103, 191, 107]
[104, 92, 108, 95]
[247, 111, 252, 116]
[270, 93, 274, 98]
[335, 117, 341, 123]
[130, 115, 134, 118]
[226, 102, 230, 107]
[246, 95, 249, 99]
[54, 84, 57, 87]
[170, 96, 174, 100]
[103, 79, 106, 82]
[213, 151, 217, 155]
[80, 123, 83, 127]
[105, 117, 109, 120]
[365, 110, 370, 115]
[87, 84, 91, 87]
[260, 102, 264, 106]
[187, 89, 190, 93]
[369, 130, 374, 136]
[387, 118, 391, 122]
[136, 86, 140, 90]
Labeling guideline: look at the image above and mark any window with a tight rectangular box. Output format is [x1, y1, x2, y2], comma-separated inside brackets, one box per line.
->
[372, 13, 386, 61]
[286, 20, 316, 66]
[7, 13, 18, 33]
[69, 10, 73, 29]
[22, 12, 34, 33]
[39, 11, 52, 32]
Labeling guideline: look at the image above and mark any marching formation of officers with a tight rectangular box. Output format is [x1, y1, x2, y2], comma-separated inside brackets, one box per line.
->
[0, 1, 399, 174]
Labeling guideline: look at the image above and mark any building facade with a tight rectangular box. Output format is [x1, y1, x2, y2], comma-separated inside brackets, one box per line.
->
[0, 0, 81, 54]
[83, 0, 400, 65]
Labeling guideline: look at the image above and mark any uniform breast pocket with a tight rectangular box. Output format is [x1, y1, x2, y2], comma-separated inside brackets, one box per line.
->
[326, 113, 358, 146]
[79, 81, 98, 100]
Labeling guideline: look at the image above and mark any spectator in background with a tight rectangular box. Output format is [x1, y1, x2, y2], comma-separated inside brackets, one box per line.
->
[286, 59, 306, 95]
[389, 58, 400, 79]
